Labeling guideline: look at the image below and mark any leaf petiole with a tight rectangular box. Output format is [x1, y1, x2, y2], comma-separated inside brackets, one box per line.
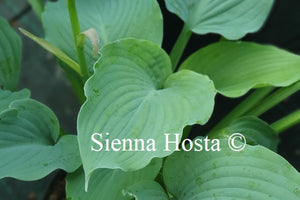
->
[208, 87, 274, 137]
[170, 24, 192, 71]
[247, 81, 300, 116]
[271, 109, 300, 134]
[67, 0, 90, 81]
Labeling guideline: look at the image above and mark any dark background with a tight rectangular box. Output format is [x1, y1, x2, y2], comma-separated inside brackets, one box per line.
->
[0, 0, 299, 199]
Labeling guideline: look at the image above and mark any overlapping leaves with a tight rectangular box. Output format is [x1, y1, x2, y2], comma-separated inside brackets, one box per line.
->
[66, 159, 162, 199]
[42, 0, 163, 71]
[0, 90, 81, 180]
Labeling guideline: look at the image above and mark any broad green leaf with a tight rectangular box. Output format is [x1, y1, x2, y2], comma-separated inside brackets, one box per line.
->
[66, 158, 162, 199]
[19, 28, 82, 76]
[165, 0, 273, 40]
[0, 98, 81, 180]
[0, 17, 21, 91]
[0, 89, 30, 112]
[78, 39, 216, 184]
[217, 116, 279, 151]
[123, 180, 169, 200]
[163, 139, 300, 200]
[42, 0, 163, 71]
[180, 41, 300, 97]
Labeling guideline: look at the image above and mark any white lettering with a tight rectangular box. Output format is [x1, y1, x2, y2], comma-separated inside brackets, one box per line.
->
[164, 133, 180, 151]
[91, 133, 103, 151]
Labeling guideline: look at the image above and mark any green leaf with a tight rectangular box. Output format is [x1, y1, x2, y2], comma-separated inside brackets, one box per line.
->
[19, 28, 82, 76]
[0, 17, 21, 91]
[217, 116, 279, 152]
[165, 0, 274, 40]
[66, 158, 162, 199]
[123, 180, 169, 200]
[163, 139, 300, 200]
[78, 39, 216, 184]
[180, 41, 300, 97]
[0, 89, 30, 112]
[42, 0, 163, 71]
[0, 97, 81, 180]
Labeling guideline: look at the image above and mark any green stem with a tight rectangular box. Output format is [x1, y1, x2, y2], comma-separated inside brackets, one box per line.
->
[271, 109, 300, 134]
[67, 0, 90, 81]
[208, 87, 274, 137]
[170, 24, 192, 71]
[28, 0, 44, 21]
[247, 81, 300, 116]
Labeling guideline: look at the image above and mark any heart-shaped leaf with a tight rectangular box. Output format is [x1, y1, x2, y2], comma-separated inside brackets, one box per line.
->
[0, 17, 21, 91]
[163, 139, 300, 200]
[42, 0, 163, 71]
[66, 158, 162, 199]
[0, 92, 81, 180]
[123, 180, 169, 200]
[78, 39, 216, 184]
[165, 0, 274, 40]
[216, 116, 279, 151]
[180, 41, 300, 97]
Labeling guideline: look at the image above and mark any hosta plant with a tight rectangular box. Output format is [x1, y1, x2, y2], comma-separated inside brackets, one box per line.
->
[1, 0, 300, 199]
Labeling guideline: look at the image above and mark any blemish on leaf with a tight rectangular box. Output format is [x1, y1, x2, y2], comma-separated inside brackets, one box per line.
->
[212, 162, 217, 169]
[93, 89, 99, 96]
[247, 181, 255, 189]
[195, 177, 203, 186]
[294, 188, 300, 196]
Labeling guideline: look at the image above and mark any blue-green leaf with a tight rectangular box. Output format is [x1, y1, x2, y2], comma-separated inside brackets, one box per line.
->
[66, 158, 162, 199]
[165, 0, 274, 40]
[163, 139, 300, 200]
[123, 180, 169, 200]
[0, 89, 30, 112]
[0, 93, 81, 180]
[78, 39, 216, 185]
